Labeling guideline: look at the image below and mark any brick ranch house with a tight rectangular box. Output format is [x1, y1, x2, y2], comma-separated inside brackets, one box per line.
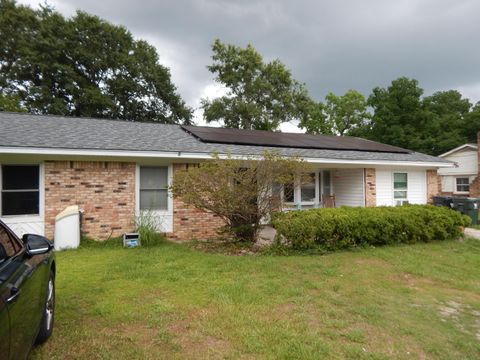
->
[0, 112, 453, 241]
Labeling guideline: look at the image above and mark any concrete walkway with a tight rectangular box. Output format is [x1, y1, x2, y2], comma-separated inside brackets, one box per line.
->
[464, 228, 480, 239]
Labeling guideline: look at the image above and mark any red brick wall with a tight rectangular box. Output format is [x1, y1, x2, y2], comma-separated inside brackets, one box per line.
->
[364, 168, 376, 207]
[168, 163, 225, 241]
[469, 132, 480, 197]
[44, 161, 135, 240]
[426, 169, 440, 203]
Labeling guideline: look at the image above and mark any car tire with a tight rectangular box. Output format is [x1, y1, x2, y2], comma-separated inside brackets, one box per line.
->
[35, 270, 55, 344]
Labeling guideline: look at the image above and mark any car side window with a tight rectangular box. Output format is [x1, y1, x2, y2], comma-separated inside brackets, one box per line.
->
[0, 226, 21, 263]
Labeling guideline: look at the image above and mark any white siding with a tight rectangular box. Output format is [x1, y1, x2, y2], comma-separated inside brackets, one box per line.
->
[438, 148, 477, 176]
[333, 168, 365, 207]
[376, 170, 393, 206]
[376, 169, 427, 206]
[407, 170, 427, 204]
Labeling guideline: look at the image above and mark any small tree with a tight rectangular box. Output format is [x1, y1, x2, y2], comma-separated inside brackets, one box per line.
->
[170, 152, 312, 242]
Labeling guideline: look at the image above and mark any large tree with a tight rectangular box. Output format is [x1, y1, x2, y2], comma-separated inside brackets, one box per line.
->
[201, 39, 313, 131]
[465, 102, 480, 143]
[352, 77, 479, 155]
[421, 90, 472, 155]
[360, 77, 428, 151]
[0, 0, 192, 123]
[299, 89, 369, 136]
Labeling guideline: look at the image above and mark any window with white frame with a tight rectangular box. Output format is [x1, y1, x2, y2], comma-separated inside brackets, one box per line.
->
[393, 172, 408, 203]
[282, 170, 332, 206]
[1, 165, 40, 216]
[139, 166, 169, 210]
[455, 177, 469, 193]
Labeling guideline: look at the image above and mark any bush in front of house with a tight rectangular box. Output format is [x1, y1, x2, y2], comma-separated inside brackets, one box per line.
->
[271, 205, 471, 250]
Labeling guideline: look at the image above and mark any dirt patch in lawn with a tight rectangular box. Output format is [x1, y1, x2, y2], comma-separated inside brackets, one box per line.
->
[438, 300, 480, 341]
[167, 309, 233, 359]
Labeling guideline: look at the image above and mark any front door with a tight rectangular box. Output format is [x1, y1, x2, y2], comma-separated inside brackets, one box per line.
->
[138, 166, 172, 232]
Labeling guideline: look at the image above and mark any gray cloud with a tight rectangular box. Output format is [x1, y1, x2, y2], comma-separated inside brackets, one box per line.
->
[20, 0, 480, 120]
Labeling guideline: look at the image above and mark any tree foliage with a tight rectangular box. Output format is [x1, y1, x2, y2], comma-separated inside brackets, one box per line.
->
[170, 152, 312, 242]
[201, 40, 313, 131]
[299, 89, 369, 136]
[351, 77, 479, 155]
[0, 0, 192, 123]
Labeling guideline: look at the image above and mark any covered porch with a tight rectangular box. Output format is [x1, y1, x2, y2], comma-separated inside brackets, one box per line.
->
[282, 167, 370, 210]
[281, 165, 433, 210]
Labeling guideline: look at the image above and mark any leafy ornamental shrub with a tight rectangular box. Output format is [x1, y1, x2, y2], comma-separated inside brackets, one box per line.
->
[271, 205, 471, 250]
[170, 151, 312, 242]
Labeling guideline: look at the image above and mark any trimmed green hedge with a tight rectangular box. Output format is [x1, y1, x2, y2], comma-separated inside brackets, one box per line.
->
[271, 205, 471, 250]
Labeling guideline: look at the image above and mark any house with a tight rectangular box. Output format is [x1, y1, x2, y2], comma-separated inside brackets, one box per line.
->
[0, 112, 452, 241]
[438, 138, 480, 197]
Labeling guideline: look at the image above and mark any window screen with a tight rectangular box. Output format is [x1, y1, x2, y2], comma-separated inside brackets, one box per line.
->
[393, 173, 408, 200]
[1, 165, 40, 216]
[140, 167, 168, 210]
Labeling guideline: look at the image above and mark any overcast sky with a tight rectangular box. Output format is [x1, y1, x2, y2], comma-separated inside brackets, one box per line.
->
[18, 0, 480, 131]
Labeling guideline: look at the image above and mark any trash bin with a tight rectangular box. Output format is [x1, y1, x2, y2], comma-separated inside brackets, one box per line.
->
[432, 195, 453, 208]
[54, 205, 81, 250]
[451, 198, 480, 226]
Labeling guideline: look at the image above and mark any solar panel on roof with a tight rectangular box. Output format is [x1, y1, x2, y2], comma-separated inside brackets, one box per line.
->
[181, 126, 410, 154]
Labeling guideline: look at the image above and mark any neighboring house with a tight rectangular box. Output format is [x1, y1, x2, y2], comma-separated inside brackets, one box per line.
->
[438, 142, 479, 197]
[0, 112, 452, 241]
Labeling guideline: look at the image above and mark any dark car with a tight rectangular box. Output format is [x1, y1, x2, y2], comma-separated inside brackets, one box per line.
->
[0, 220, 56, 360]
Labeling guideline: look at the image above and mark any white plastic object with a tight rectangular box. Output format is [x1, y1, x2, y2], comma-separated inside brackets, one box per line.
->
[54, 205, 80, 251]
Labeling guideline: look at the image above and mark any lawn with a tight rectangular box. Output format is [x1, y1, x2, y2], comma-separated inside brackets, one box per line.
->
[31, 239, 480, 360]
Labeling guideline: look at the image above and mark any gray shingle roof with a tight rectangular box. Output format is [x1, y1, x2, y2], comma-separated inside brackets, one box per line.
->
[0, 112, 450, 164]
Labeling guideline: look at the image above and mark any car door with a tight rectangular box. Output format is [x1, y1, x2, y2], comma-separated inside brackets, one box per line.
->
[0, 224, 45, 360]
[0, 248, 12, 360]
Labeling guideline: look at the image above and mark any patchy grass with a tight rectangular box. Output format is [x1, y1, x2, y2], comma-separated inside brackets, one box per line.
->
[31, 238, 480, 359]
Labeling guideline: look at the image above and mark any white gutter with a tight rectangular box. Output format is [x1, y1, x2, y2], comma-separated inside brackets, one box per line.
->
[0, 146, 454, 168]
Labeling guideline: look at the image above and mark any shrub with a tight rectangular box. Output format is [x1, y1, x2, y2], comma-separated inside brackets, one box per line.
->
[271, 205, 471, 250]
[134, 211, 166, 247]
[170, 151, 312, 242]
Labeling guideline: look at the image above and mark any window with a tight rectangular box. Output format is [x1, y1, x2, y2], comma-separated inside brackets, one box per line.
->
[301, 173, 316, 202]
[139, 167, 169, 210]
[456, 177, 469, 193]
[283, 182, 295, 203]
[1, 165, 40, 216]
[322, 170, 331, 197]
[393, 173, 408, 200]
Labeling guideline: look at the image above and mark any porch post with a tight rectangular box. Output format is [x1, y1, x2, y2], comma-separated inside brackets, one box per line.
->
[364, 168, 376, 207]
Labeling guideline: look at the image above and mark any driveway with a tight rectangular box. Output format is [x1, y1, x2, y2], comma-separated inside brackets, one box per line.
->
[464, 228, 480, 239]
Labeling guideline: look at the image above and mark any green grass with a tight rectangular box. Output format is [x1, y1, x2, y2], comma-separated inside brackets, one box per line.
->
[31, 239, 480, 359]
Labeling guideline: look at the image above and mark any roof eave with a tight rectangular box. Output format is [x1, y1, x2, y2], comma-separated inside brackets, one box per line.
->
[0, 146, 454, 168]
[439, 144, 478, 158]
